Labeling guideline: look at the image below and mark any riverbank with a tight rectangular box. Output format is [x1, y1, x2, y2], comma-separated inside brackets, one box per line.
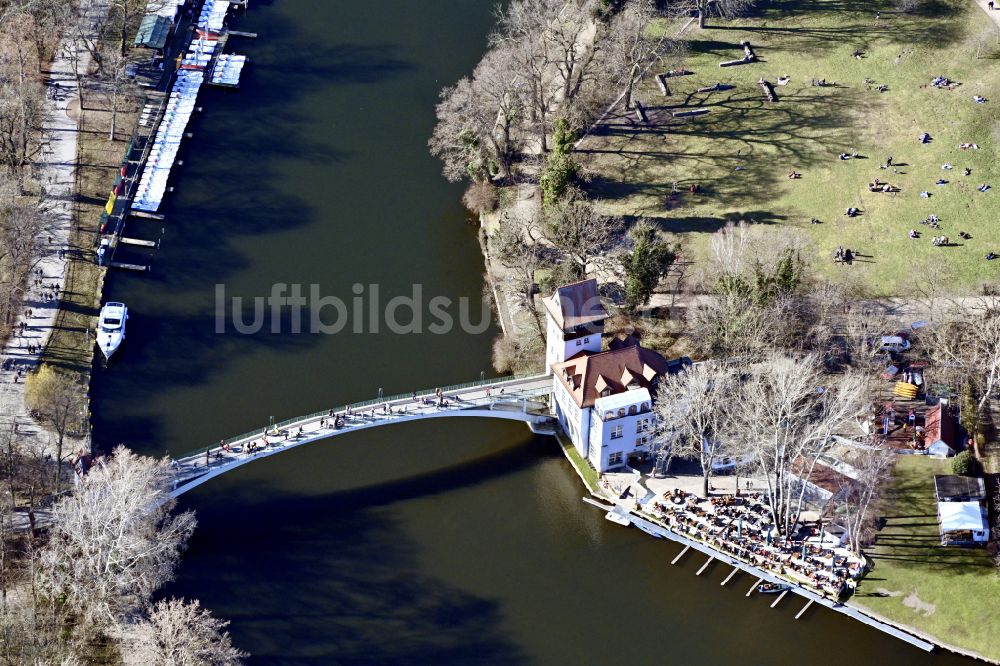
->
[555, 427, 998, 662]
[0, 0, 110, 466]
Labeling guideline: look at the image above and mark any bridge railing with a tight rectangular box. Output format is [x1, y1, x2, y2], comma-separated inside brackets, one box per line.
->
[173, 372, 547, 462]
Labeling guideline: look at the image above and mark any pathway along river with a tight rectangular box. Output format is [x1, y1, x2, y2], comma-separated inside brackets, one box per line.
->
[91, 2, 973, 663]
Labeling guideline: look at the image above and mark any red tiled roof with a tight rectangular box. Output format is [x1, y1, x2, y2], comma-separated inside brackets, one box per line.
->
[552, 340, 670, 408]
[542, 278, 609, 330]
[791, 457, 853, 495]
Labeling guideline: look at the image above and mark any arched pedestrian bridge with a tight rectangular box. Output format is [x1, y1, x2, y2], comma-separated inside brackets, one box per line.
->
[169, 374, 555, 497]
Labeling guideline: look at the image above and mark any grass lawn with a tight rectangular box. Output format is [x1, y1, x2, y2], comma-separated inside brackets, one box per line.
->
[556, 431, 601, 493]
[852, 455, 1000, 659]
[41, 95, 135, 376]
[583, 0, 1000, 295]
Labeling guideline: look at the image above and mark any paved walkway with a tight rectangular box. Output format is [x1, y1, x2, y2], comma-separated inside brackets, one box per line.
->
[973, 0, 1000, 27]
[0, 0, 107, 452]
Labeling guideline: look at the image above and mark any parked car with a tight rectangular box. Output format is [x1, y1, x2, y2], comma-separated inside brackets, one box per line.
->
[880, 335, 911, 353]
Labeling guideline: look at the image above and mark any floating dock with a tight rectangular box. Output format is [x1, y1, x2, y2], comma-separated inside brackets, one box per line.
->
[596, 503, 936, 653]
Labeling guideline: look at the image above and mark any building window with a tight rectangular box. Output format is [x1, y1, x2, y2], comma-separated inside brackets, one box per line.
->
[637, 418, 650, 432]
[636, 435, 650, 448]
[611, 425, 623, 440]
[608, 452, 623, 466]
[584, 337, 590, 343]
[617, 408, 626, 418]
[628, 405, 637, 416]
[576, 338, 582, 346]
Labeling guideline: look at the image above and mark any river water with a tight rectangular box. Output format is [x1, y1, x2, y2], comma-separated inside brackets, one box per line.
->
[90, 1, 973, 663]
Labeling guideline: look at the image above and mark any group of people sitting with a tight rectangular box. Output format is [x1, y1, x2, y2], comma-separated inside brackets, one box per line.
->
[650, 490, 864, 599]
[834, 246, 855, 263]
[844, 206, 861, 217]
[868, 178, 895, 193]
[931, 236, 950, 247]
[931, 76, 957, 89]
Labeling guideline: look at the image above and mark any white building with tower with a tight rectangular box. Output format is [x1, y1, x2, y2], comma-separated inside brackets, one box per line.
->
[543, 279, 689, 472]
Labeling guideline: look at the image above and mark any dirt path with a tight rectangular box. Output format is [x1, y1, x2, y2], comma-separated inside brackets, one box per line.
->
[0, 0, 108, 454]
[972, 0, 1000, 27]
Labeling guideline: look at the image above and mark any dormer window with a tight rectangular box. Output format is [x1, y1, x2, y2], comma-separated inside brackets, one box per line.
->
[628, 405, 637, 416]
[601, 388, 612, 397]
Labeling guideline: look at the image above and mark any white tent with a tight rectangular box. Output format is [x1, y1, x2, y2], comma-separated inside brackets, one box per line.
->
[938, 501, 987, 544]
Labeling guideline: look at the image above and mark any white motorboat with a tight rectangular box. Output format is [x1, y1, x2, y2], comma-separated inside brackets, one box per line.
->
[604, 508, 632, 527]
[97, 302, 128, 362]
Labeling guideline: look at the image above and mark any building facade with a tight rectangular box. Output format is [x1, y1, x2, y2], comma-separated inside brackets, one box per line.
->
[544, 279, 687, 472]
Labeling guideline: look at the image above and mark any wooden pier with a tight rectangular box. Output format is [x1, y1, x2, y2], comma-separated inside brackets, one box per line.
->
[796, 599, 814, 620]
[615, 510, 936, 652]
[696, 555, 714, 576]
[721, 567, 739, 586]
[770, 590, 788, 608]
[119, 237, 158, 248]
[110, 262, 149, 272]
[130, 210, 165, 221]
[671, 544, 690, 565]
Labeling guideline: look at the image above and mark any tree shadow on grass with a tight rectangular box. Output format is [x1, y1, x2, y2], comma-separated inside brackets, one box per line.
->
[704, 0, 964, 53]
[582, 84, 860, 213]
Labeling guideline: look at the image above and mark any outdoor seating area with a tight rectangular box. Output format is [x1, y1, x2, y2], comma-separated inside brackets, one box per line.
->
[648, 489, 866, 599]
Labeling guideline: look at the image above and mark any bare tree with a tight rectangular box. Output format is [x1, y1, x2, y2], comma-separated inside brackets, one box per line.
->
[542, 192, 621, 276]
[668, 0, 757, 29]
[543, 0, 599, 102]
[495, 0, 556, 152]
[38, 447, 197, 636]
[429, 43, 525, 183]
[122, 597, 246, 666]
[0, 62, 45, 188]
[603, 0, 684, 111]
[729, 354, 867, 537]
[24, 365, 86, 491]
[686, 291, 775, 360]
[0, 193, 45, 325]
[925, 304, 1000, 458]
[99, 38, 131, 140]
[492, 211, 548, 336]
[835, 446, 893, 554]
[654, 363, 733, 496]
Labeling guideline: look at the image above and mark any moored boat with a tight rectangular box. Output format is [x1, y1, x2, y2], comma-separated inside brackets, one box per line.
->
[96, 302, 128, 362]
[758, 582, 791, 594]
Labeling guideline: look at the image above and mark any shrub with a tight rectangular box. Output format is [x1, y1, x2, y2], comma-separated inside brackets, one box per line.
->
[462, 182, 498, 215]
[951, 450, 982, 477]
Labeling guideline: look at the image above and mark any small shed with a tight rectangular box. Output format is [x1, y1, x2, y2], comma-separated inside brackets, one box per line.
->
[938, 501, 988, 546]
[134, 15, 172, 50]
[934, 475, 986, 502]
[927, 440, 955, 458]
[924, 403, 955, 450]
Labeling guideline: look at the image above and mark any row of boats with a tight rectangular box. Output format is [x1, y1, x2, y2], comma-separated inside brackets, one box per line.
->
[104, 2, 249, 359]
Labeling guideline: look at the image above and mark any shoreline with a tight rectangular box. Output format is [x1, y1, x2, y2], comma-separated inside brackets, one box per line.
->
[0, 0, 109, 464]
[553, 432, 997, 663]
